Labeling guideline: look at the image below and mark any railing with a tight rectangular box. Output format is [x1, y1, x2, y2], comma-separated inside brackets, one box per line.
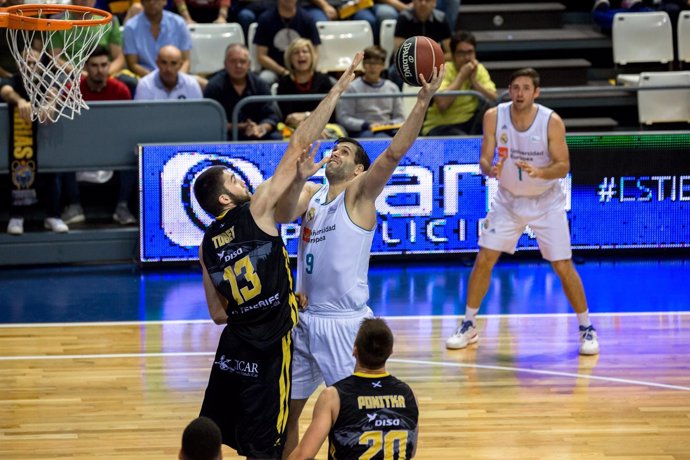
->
[230, 90, 489, 141]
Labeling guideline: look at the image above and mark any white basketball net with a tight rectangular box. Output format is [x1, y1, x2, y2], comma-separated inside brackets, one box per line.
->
[6, 8, 111, 123]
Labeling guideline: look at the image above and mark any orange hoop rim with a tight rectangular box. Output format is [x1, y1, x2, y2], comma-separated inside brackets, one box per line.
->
[0, 5, 112, 31]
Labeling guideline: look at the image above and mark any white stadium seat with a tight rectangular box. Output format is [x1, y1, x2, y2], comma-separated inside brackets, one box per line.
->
[637, 71, 690, 125]
[247, 22, 261, 73]
[678, 11, 690, 64]
[316, 20, 373, 72]
[189, 23, 245, 75]
[612, 11, 673, 66]
[379, 19, 396, 63]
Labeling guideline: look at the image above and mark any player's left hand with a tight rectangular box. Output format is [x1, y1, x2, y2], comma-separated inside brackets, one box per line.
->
[418, 64, 445, 100]
[516, 160, 543, 178]
[297, 142, 328, 180]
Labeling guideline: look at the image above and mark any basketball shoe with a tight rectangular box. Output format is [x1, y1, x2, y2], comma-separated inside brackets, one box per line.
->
[579, 325, 600, 355]
[446, 320, 478, 349]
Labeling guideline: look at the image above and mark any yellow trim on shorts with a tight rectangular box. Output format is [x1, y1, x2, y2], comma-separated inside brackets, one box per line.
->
[277, 332, 292, 433]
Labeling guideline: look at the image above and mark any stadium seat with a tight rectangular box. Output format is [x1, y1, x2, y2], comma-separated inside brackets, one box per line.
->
[678, 11, 690, 64]
[612, 11, 673, 66]
[637, 71, 690, 125]
[247, 22, 261, 73]
[189, 23, 245, 75]
[379, 19, 396, 63]
[316, 20, 373, 72]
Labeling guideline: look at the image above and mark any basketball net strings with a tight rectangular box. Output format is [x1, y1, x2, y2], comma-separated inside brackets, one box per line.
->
[7, 11, 111, 123]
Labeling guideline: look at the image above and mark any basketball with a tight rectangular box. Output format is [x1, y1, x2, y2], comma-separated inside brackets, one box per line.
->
[395, 36, 444, 87]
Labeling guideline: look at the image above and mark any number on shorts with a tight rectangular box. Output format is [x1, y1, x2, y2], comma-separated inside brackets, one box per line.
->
[223, 255, 262, 305]
[358, 430, 409, 460]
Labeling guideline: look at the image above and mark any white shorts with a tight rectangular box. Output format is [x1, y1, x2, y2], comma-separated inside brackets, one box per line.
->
[478, 184, 572, 262]
[291, 306, 374, 400]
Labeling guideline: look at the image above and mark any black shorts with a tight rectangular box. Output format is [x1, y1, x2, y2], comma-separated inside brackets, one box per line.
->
[200, 326, 292, 458]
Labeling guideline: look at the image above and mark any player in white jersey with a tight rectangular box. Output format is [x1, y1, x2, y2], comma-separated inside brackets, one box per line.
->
[445, 67, 599, 356]
[277, 64, 445, 457]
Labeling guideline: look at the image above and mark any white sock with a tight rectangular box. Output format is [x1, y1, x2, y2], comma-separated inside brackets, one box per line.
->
[577, 311, 592, 328]
[464, 306, 479, 325]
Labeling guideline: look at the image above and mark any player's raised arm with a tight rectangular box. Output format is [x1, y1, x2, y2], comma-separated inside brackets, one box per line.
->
[271, 53, 364, 223]
[251, 53, 363, 224]
[356, 64, 445, 202]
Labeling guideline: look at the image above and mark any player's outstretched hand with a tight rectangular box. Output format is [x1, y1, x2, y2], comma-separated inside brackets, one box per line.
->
[332, 52, 364, 94]
[417, 64, 445, 101]
[297, 142, 328, 181]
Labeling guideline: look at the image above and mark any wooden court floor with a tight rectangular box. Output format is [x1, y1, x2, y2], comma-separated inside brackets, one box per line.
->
[1, 313, 689, 459]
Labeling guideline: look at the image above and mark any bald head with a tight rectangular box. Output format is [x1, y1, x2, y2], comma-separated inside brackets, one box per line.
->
[157, 45, 184, 90]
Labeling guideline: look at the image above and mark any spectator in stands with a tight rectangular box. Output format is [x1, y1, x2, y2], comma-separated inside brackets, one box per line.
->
[277, 38, 339, 138]
[123, 0, 192, 77]
[422, 30, 496, 136]
[61, 46, 138, 226]
[592, 0, 657, 33]
[228, 0, 272, 40]
[134, 45, 203, 99]
[388, 0, 452, 88]
[95, 0, 144, 24]
[1, 50, 69, 234]
[179, 416, 223, 460]
[173, 0, 229, 24]
[337, 45, 405, 138]
[253, 0, 321, 84]
[50, 0, 126, 77]
[300, 0, 379, 43]
[203, 43, 282, 141]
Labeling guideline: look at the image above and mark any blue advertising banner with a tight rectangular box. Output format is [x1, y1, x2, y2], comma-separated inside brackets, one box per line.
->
[139, 134, 690, 263]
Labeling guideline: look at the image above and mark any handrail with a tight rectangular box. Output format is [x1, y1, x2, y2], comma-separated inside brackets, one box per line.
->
[230, 90, 488, 141]
[497, 83, 690, 101]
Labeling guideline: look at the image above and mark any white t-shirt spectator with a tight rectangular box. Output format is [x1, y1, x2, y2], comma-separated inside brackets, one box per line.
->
[134, 70, 202, 100]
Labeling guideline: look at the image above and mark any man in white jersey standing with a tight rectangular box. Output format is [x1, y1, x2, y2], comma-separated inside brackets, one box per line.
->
[445, 67, 599, 356]
[277, 65, 445, 456]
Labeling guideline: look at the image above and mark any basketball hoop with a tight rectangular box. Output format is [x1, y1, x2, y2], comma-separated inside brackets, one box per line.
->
[0, 4, 112, 123]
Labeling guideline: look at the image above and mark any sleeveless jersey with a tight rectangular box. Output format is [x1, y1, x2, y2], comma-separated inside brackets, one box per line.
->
[495, 102, 557, 196]
[200, 203, 298, 348]
[297, 185, 375, 313]
[329, 373, 419, 460]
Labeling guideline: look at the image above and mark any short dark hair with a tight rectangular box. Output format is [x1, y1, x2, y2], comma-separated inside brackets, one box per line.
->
[334, 137, 371, 171]
[509, 67, 540, 88]
[450, 30, 476, 53]
[180, 417, 222, 460]
[193, 165, 228, 217]
[88, 45, 110, 61]
[363, 45, 387, 63]
[355, 318, 394, 369]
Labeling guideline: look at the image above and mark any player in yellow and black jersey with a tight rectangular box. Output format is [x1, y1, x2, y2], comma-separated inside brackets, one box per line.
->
[194, 52, 363, 459]
[288, 318, 419, 460]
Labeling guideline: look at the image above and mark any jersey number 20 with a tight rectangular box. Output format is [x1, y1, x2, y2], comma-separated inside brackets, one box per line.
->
[358, 430, 409, 459]
[223, 255, 262, 305]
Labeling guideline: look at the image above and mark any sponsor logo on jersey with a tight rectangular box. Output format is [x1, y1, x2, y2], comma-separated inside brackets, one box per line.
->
[530, 135, 541, 143]
[302, 227, 312, 243]
[214, 354, 260, 377]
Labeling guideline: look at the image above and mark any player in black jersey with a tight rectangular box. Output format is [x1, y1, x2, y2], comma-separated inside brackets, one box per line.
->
[193, 52, 363, 459]
[287, 318, 419, 460]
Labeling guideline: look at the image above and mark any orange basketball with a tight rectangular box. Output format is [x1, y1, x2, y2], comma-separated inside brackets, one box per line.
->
[395, 36, 444, 87]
